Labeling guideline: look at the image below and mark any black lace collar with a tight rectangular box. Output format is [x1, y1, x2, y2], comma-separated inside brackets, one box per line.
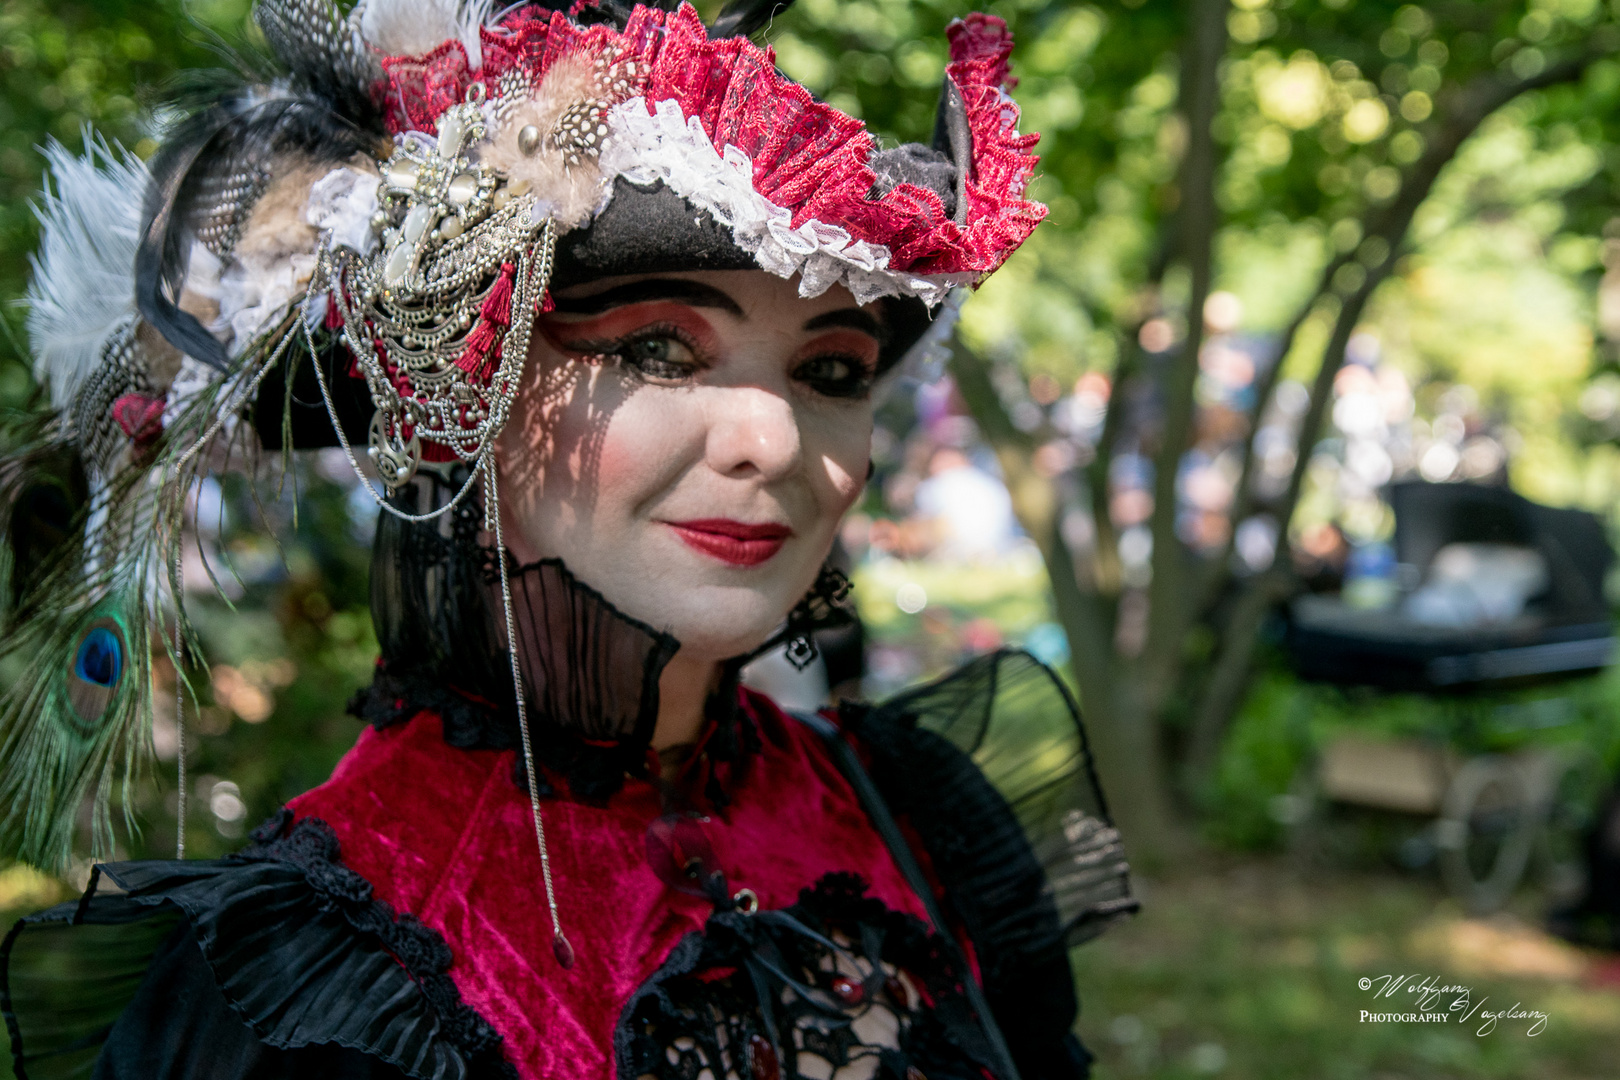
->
[350, 555, 765, 805]
[498, 557, 681, 752]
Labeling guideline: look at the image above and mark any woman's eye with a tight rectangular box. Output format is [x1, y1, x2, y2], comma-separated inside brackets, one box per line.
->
[795, 355, 873, 399]
[617, 335, 696, 379]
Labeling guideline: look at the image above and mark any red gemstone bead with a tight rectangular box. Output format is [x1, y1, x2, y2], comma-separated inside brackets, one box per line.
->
[552, 933, 575, 969]
[886, 976, 912, 1009]
[831, 975, 865, 1005]
[748, 1035, 780, 1080]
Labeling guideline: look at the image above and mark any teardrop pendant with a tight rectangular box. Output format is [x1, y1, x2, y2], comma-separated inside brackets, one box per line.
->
[552, 931, 575, 969]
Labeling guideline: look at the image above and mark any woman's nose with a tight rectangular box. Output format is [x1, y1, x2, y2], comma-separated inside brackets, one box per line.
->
[704, 387, 802, 481]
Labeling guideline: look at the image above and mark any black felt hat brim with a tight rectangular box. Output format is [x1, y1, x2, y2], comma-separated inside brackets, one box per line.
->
[553, 176, 933, 374]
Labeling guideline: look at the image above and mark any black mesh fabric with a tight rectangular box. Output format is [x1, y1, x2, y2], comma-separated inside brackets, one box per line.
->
[367, 470, 509, 704]
[851, 649, 1135, 1080]
[864, 649, 1136, 944]
[493, 556, 679, 749]
[358, 475, 695, 802]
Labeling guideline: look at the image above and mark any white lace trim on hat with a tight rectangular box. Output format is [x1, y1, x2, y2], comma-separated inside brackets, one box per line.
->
[595, 96, 972, 308]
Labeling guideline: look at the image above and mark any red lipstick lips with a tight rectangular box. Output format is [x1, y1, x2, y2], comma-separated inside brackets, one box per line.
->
[666, 519, 792, 567]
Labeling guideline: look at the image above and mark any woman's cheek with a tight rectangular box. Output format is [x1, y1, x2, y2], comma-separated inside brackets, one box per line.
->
[812, 412, 873, 520]
[590, 389, 693, 505]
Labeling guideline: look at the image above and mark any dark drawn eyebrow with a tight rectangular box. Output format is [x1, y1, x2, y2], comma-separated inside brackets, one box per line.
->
[549, 279, 744, 316]
[803, 308, 888, 344]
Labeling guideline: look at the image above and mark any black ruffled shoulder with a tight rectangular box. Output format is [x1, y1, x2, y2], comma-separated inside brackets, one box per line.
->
[1, 813, 514, 1080]
[847, 649, 1139, 1080]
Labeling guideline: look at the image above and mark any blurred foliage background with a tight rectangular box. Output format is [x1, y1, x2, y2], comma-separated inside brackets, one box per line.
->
[0, 0, 376, 864]
[6, 0, 1620, 1076]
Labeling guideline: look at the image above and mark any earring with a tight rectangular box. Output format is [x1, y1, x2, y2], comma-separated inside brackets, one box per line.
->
[782, 564, 855, 671]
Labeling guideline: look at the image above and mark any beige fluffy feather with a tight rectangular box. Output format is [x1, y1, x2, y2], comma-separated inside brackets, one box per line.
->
[233, 162, 325, 267]
[208, 163, 325, 353]
[480, 56, 614, 231]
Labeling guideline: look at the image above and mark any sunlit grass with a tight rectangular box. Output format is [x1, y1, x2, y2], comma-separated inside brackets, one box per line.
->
[1076, 856, 1620, 1079]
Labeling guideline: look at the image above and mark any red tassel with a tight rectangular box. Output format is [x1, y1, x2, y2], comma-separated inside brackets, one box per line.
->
[475, 342, 502, 382]
[457, 339, 502, 382]
[480, 262, 515, 327]
[456, 322, 499, 376]
[539, 290, 555, 314]
[324, 292, 344, 329]
[453, 263, 517, 382]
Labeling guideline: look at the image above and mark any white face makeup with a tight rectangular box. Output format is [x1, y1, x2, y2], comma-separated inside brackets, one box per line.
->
[496, 269, 882, 662]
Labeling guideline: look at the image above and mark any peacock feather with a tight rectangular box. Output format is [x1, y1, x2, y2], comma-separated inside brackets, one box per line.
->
[0, 1, 382, 872]
[0, 324, 279, 871]
[0, 570, 153, 869]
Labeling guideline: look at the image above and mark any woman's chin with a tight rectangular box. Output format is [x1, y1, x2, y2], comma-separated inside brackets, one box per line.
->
[638, 587, 794, 662]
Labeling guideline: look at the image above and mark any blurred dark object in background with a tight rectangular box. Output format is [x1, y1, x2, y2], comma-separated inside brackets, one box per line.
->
[1548, 782, 1620, 950]
[1288, 482, 1616, 692]
[818, 618, 866, 703]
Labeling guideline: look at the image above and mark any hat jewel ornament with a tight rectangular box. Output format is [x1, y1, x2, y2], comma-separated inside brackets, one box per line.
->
[324, 93, 558, 490]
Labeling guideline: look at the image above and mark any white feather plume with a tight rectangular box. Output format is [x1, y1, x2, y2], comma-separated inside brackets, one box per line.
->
[24, 132, 149, 414]
[357, 0, 497, 69]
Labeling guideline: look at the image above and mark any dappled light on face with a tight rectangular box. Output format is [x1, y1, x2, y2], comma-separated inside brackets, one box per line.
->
[499, 349, 610, 521]
[487, 270, 875, 660]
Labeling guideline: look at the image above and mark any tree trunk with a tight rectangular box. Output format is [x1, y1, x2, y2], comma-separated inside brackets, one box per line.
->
[951, 349, 1182, 862]
[1139, 0, 1230, 712]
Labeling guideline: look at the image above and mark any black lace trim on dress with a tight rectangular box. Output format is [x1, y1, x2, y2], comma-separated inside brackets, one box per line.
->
[245, 810, 518, 1080]
[346, 656, 758, 807]
[615, 872, 999, 1080]
[347, 664, 515, 750]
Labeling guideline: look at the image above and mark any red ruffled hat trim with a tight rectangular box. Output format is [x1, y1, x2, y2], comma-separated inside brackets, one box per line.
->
[379, 3, 1044, 283]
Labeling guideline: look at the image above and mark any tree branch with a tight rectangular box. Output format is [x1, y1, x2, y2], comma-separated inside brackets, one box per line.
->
[951, 347, 1185, 855]
[1139, 0, 1229, 696]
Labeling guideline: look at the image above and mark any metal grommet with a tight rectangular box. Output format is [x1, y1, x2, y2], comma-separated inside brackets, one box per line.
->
[466, 81, 487, 106]
[732, 887, 759, 915]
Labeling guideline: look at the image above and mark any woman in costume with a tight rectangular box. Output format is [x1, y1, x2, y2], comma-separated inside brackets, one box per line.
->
[0, 2, 1134, 1078]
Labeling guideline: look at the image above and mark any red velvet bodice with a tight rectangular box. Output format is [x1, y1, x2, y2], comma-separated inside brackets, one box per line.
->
[288, 687, 931, 1079]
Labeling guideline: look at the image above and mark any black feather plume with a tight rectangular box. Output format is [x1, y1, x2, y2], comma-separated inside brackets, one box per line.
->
[254, 0, 385, 131]
[707, 0, 796, 39]
[932, 78, 973, 226]
[136, 1, 390, 369]
[574, 0, 678, 30]
[137, 84, 383, 368]
[136, 105, 239, 372]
